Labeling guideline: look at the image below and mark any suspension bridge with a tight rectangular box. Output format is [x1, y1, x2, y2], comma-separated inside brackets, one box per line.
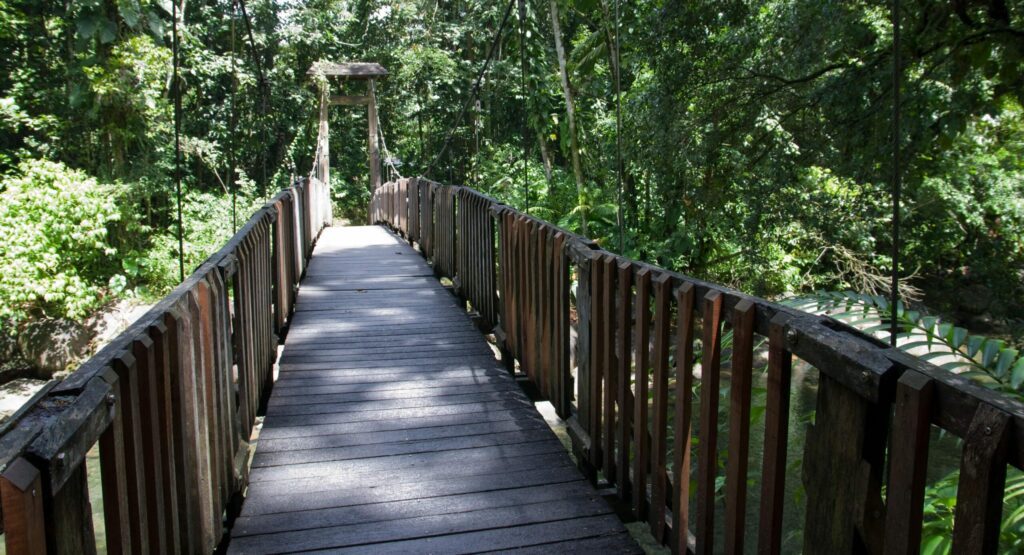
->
[1, 0, 1022, 546]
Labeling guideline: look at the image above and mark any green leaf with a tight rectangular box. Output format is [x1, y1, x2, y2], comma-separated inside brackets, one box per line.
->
[995, 349, 1018, 379]
[1011, 359, 1024, 390]
[951, 327, 968, 349]
[937, 323, 954, 342]
[967, 336, 986, 358]
[982, 339, 1004, 369]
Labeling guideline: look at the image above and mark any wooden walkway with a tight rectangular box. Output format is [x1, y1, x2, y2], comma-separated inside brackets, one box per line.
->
[227, 226, 639, 554]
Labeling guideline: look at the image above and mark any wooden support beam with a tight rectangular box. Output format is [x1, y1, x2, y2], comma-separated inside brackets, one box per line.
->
[368, 80, 381, 190]
[329, 95, 370, 106]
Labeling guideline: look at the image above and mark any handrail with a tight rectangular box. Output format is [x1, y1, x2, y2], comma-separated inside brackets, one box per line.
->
[0, 177, 330, 553]
[371, 177, 1024, 554]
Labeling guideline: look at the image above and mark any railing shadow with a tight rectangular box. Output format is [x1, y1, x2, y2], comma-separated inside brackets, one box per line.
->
[371, 176, 1024, 555]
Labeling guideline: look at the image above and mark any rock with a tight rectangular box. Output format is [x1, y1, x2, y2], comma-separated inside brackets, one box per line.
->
[966, 313, 997, 334]
[0, 378, 49, 425]
[959, 283, 993, 315]
[17, 318, 94, 379]
[84, 300, 154, 350]
[0, 328, 18, 364]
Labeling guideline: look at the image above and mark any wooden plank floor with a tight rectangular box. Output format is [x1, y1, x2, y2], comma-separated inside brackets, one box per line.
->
[228, 226, 640, 554]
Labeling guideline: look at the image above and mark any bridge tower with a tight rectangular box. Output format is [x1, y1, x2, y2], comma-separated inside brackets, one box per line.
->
[307, 61, 388, 191]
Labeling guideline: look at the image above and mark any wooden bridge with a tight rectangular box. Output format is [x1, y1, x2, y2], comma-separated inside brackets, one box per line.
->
[3, 157, 1024, 553]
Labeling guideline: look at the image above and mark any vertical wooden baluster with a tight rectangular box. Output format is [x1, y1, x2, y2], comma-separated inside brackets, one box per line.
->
[650, 273, 673, 541]
[474, 196, 481, 318]
[234, 241, 251, 433]
[632, 267, 652, 519]
[1, 458, 48, 555]
[449, 188, 455, 277]
[757, 314, 793, 555]
[456, 190, 464, 293]
[43, 455, 96, 554]
[148, 322, 181, 554]
[272, 201, 282, 332]
[474, 195, 481, 313]
[672, 283, 696, 554]
[696, 290, 723, 555]
[485, 198, 493, 327]
[951, 403, 1010, 554]
[548, 228, 557, 403]
[525, 219, 533, 376]
[506, 213, 517, 361]
[883, 371, 933, 555]
[499, 212, 511, 359]
[213, 274, 237, 515]
[465, 192, 472, 307]
[589, 251, 605, 471]
[528, 220, 540, 380]
[615, 260, 634, 500]
[518, 216, 529, 372]
[488, 201, 498, 329]
[724, 300, 754, 555]
[541, 229, 555, 400]
[97, 374, 130, 555]
[212, 270, 238, 500]
[197, 282, 223, 534]
[187, 293, 216, 551]
[164, 311, 201, 553]
[110, 350, 149, 550]
[554, 232, 570, 418]
[245, 234, 258, 419]
[602, 254, 618, 483]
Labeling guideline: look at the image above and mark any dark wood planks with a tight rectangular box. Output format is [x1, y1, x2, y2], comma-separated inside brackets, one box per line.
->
[229, 226, 637, 554]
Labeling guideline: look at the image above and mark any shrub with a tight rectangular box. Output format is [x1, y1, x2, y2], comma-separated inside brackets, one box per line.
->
[0, 159, 124, 326]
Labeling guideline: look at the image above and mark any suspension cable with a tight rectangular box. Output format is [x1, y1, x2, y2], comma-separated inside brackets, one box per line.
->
[890, 0, 903, 346]
[237, 0, 268, 95]
[613, 0, 624, 251]
[237, 0, 271, 195]
[373, 80, 404, 181]
[172, 0, 185, 282]
[518, 0, 529, 213]
[425, 0, 516, 178]
[229, 0, 238, 232]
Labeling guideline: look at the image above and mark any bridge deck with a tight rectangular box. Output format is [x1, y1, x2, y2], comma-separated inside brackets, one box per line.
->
[228, 226, 639, 554]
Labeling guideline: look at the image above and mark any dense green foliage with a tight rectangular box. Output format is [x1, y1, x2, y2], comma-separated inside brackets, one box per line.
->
[334, 0, 1024, 341]
[1, 1, 1023, 549]
[0, 0, 312, 330]
[2, 0, 1021, 341]
[0, 159, 123, 323]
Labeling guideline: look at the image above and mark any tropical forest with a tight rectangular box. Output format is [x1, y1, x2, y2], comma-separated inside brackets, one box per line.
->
[1, 0, 1023, 553]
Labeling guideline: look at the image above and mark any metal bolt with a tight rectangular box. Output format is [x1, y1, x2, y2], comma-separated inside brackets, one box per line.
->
[31, 488, 36, 497]
[106, 393, 116, 406]
[985, 426, 993, 436]
[55, 453, 66, 467]
[861, 371, 871, 383]
[786, 328, 798, 344]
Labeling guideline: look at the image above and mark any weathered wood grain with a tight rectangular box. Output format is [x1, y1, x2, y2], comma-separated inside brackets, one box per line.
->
[228, 226, 636, 553]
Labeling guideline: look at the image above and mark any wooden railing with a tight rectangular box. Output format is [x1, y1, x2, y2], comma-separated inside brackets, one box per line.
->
[0, 177, 330, 554]
[371, 177, 1024, 555]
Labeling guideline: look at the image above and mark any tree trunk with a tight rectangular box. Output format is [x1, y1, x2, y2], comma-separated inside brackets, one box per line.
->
[548, 0, 587, 235]
[536, 130, 553, 183]
[600, 0, 630, 246]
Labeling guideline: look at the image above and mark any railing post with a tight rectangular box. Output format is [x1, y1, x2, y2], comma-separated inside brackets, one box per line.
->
[1, 458, 47, 554]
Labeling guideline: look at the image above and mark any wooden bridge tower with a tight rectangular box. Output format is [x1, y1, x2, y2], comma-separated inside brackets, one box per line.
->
[308, 61, 388, 191]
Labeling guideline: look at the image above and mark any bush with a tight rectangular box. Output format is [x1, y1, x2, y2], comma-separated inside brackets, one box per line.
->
[0, 159, 124, 326]
[134, 180, 264, 295]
